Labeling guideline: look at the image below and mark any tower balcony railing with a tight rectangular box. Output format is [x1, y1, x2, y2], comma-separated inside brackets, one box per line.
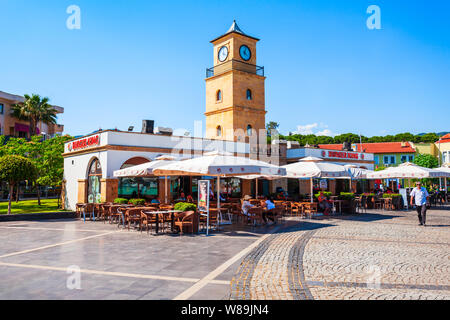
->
[206, 59, 264, 78]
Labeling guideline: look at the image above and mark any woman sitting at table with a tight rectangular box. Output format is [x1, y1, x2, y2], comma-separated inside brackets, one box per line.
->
[318, 192, 332, 216]
[261, 196, 276, 225]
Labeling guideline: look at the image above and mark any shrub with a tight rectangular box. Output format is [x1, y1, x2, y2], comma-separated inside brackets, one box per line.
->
[129, 198, 146, 206]
[114, 198, 129, 204]
[315, 192, 332, 199]
[382, 193, 402, 198]
[174, 202, 197, 212]
[339, 192, 355, 201]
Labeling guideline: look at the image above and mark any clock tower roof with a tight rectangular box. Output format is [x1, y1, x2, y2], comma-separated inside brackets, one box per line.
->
[211, 20, 260, 43]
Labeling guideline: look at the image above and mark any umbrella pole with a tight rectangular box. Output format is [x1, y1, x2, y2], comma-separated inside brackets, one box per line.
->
[445, 178, 448, 202]
[256, 178, 258, 199]
[310, 178, 313, 203]
[217, 176, 221, 209]
[165, 176, 168, 204]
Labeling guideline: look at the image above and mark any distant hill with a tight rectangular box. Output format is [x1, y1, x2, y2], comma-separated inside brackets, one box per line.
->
[417, 132, 449, 136]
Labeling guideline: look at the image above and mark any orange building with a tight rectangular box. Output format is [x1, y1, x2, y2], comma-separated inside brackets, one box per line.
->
[0, 90, 64, 138]
[205, 21, 266, 142]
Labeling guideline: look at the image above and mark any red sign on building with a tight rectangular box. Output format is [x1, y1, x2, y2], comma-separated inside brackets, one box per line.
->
[68, 135, 100, 152]
[327, 151, 359, 159]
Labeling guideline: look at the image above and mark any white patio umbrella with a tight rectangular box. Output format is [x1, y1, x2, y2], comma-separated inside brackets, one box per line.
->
[113, 155, 178, 203]
[366, 162, 450, 179]
[344, 165, 374, 194]
[282, 157, 351, 203]
[153, 150, 286, 208]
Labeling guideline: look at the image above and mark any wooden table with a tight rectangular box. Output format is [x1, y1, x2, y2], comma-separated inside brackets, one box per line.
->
[142, 210, 183, 234]
[331, 200, 345, 214]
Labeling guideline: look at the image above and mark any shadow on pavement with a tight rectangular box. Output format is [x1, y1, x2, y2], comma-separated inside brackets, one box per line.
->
[329, 212, 403, 223]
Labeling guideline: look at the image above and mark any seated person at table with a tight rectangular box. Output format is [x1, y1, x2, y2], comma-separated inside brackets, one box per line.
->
[178, 191, 186, 201]
[261, 196, 276, 225]
[150, 197, 160, 204]
[318, 192, 332, 215]
[242, 195, 255, 218]
[186, 194, 194, 203]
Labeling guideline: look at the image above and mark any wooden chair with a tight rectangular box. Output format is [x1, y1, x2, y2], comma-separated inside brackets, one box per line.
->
[303, 203, 318, 219]
[140, 209, 157, 234]
[291, 202, 303, 217]
[282, 201, 291, 216]
[100, 203, 113, 222]
[374, 197, 384, 210]
[109, 205, 122, 225]
[271, 206, 284, 223]
[203, 208, 220, 231]
[79, 203, 95, 222]
[355, 196, 367, 214]
[125, 208, 144, 231]
[174, 211, 195, 235]
[75, 203, 85, 220]
[247, 207, 263, 226]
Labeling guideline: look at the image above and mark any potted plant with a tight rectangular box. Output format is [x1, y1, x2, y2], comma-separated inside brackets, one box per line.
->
[129, 198, 146, 206]
[114, 198, 129, 204]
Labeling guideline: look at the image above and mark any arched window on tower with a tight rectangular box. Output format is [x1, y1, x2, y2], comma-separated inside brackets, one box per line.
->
[217, 125, 222, 137]
[247, 125, 253, 136]
[216, 90, 222, 102]
[246, 89, 252, 101]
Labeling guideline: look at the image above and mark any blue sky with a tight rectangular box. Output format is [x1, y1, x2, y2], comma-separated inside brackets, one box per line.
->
[1, 0, 449, 137]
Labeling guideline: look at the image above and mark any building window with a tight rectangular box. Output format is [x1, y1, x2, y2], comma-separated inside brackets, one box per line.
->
[408, 155, 414, 162]
[247, 124, 253, 136]
[217, 126, 222, 137]
[383, 155, 396, 165]
[374, 156, 379, 165]
[87, 158, 102, 204]
[443, 151, 449, 164]
[216, 90, 222, 102]
[0, 103, 3, 114]
[401, 155, 407, 163]
[246, 89, 252, 100]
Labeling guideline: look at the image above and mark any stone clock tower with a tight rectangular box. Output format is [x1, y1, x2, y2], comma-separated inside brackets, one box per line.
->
[205, 21, 266, 142]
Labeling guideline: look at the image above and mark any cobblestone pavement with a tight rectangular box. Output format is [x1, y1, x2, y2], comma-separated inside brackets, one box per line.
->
[229, 206, 450, 300]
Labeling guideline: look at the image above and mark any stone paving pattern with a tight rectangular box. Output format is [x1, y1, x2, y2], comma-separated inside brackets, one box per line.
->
[0, 206, 449, 300]
[229, 207, 450, 300]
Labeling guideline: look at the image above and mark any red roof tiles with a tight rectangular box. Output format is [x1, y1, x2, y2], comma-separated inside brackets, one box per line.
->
[318, 142, 416, 154]
[437, 134, 450, 144]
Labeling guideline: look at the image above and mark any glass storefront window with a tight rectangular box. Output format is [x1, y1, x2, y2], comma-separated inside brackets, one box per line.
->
[220, 178, 241, 198]
[118, 177, 158, 198]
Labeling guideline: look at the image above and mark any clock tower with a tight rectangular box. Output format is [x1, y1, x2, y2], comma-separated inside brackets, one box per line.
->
[205, 21, 266, 142]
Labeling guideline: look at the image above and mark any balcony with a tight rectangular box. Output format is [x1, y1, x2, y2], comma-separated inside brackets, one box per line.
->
[206, 59, 264, 78]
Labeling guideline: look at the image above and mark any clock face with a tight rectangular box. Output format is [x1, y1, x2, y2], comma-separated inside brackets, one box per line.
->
[218, 46, 229, 62]
[240, 45, 251, 61]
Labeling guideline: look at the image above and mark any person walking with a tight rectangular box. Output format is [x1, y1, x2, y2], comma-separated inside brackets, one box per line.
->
[410, 181, 430, 226]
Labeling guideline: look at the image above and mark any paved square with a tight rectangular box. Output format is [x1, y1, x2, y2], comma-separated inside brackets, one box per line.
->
[0, 207, 449, 300]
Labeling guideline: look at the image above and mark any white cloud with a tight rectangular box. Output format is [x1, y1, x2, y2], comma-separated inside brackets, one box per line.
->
[316, 129, 334, 136]
[294, 123, 336, 137]
[296, 123, 319, 135]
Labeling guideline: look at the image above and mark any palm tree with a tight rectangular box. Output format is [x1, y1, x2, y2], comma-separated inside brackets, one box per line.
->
[12, 94, 57, 138]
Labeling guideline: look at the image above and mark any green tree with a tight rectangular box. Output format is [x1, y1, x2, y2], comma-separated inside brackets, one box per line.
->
[0, 155, 37, 215]
[11, 94, 57, 138]
[413, 153, 439, 168]
[35, 135, 73, 207]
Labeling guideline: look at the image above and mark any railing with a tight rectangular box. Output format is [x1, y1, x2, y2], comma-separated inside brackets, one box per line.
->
[206, 59, 264, 78]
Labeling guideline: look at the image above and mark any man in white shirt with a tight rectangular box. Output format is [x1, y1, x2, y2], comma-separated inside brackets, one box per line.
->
[410, 182, 430, 226]
[241, 195, 254, 216]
